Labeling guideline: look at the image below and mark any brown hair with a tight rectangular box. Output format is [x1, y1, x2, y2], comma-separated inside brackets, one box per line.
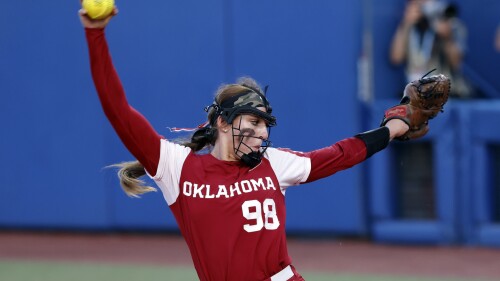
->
[113, 77, 263, 197]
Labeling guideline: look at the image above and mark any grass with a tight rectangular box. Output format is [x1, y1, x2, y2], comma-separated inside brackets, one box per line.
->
[0, 259, 490, 281]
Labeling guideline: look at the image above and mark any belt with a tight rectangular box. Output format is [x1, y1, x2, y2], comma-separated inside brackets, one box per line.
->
[270, 265, 293, 281]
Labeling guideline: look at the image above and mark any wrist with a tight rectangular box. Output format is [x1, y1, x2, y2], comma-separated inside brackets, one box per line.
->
[385, 119, 409, 140]
[355, 127, 390, 159]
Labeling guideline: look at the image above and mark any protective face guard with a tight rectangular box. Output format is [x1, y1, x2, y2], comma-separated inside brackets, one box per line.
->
[205, 87, 276, 168]
[231, 120, 272, 168]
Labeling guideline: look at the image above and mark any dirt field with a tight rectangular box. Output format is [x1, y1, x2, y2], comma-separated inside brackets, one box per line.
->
[0, 231, 499, 280]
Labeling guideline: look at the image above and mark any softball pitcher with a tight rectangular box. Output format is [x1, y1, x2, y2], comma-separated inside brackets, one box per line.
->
[79, 5, 448, 281]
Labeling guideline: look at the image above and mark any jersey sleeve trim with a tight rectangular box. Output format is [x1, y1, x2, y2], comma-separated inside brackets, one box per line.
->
[149, 139, 191, 205]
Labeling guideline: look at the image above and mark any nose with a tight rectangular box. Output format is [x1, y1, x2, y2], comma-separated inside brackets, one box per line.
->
[256, 124, 269, 140]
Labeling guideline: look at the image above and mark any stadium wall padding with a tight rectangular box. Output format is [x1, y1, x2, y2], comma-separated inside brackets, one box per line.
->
[1, 1, 499, 245]
[0, 1, 365, 234]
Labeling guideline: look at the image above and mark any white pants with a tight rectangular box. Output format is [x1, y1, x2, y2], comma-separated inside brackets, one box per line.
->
[270, 265, 294, 281]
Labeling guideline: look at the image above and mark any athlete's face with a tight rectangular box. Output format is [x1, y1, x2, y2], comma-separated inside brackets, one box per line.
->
[231, 110, 270, 155]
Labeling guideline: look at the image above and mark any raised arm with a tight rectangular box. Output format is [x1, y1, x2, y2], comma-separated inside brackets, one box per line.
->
[389, 1, 421, 65]
[80, 9, 162, 175]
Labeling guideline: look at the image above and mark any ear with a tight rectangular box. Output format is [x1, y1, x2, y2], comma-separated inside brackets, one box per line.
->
[216, 116, 230, 131]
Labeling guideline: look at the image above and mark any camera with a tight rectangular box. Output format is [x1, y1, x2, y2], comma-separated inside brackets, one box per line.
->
[421, 1, 458, 21]
[421, 0, 447, 21]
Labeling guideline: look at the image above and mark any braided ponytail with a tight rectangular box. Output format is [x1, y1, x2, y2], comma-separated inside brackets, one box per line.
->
[182, 126, 218, 152]
[108, 161, 156, 198]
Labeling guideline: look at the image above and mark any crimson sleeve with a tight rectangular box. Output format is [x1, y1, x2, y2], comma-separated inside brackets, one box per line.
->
[304, 137, 367, 183]
[85, 28, 161, 175]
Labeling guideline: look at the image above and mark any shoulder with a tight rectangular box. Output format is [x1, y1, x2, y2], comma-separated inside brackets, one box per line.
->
[263, 147, 311, 187]
[152, 139, 193, 179]
[264, 147, 311, 169]
[160, 138, 192, 155]
[265, 147, 308, 159]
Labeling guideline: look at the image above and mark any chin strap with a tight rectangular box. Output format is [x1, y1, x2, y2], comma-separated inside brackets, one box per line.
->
[233, 134, 272, 168]
[240, 151, 262, 168]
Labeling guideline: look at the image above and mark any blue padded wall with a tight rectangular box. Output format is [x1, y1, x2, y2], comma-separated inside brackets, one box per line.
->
[103, 0, 227, 231]
[0, 1, 366, 234]
[1, 0, 500, 244]
[457, 101, 500, 246]
[0, 2, 113, 230]
[367, 100, 459, 245]
[230, 1, 364, 234]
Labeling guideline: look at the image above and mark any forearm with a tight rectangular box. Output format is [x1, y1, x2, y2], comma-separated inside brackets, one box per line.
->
[85, 28, 161, 174]
[86, 28, 130, 124]
[303, 122, 405, 183]
[442, 39, 463, 70]
[389, 24, 411, 65]
[304, 137, 368, 183]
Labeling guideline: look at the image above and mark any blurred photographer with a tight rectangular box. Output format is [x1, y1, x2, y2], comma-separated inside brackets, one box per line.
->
[390, 0, 472, 98]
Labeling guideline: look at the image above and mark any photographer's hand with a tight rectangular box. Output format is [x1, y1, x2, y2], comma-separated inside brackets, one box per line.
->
[390, 0, 423, 65]
[403, 0, 423, 27]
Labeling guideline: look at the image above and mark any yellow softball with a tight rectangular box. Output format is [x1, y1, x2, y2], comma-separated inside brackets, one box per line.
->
[82, 0, 115, 20]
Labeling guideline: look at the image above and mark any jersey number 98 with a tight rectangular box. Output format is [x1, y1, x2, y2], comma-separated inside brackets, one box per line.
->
[242, 199, 280, 232]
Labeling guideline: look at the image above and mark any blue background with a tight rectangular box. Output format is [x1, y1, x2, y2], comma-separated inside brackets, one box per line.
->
[1, 0, 499, 246]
